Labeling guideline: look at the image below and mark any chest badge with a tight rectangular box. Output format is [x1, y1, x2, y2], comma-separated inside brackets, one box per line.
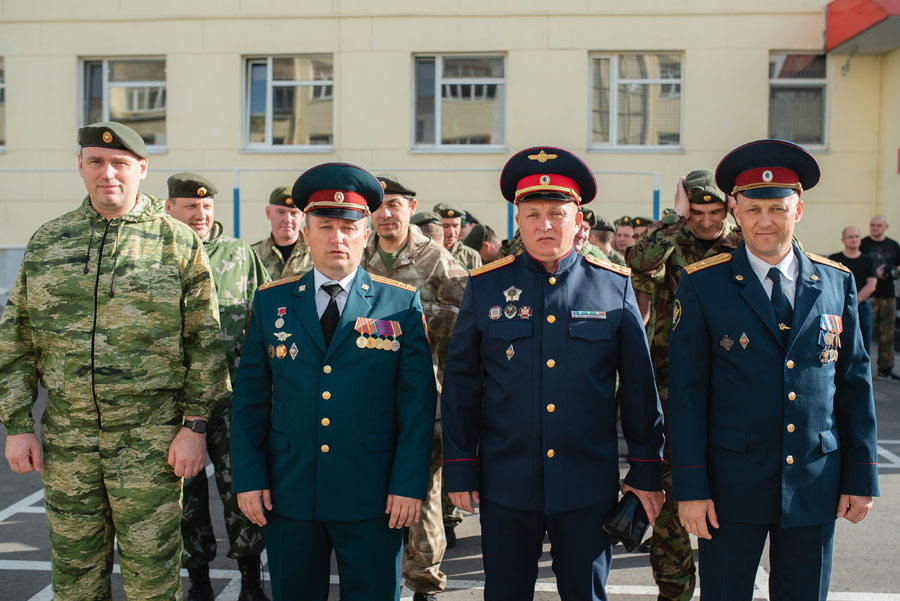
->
[506, 344, 515, 361]
[518, 306, 532, 319]
[489, 306, 502, 320]
[720, 335, 735, 351]
[289, 342, 299, 360]
[504, 304, 518, 319]
[274, 331, 292, 342]
[275, 306, 286, 329]
[503, 286, 523, 302]
[275, 344, 287, 359]
[268, 344, 275, 358]
[739, 332, 749, 349]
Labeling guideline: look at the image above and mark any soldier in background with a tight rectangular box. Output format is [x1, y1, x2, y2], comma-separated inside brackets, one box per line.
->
[463, 224, 501, 264]
[363, 177, 469, 601]
[631, 216, 655, 244]
[165, 173, 271, 601]
[575, 208, 609, 261]
[434, 202, 483, 270]
[626, 169, 740, 601]
[614, 216, 636, 254]
[0, 122, 231, 600]
[459, 211, 479, 243]
[251, 186, 313, 279]
[411, 212, 445, 246]
[590, 217, 626, 266]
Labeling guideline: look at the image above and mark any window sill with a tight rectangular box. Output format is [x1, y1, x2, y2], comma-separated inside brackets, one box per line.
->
[587, 146, 685, 154]
[410, 145, 508, 155]
[241, 146, 335, 154]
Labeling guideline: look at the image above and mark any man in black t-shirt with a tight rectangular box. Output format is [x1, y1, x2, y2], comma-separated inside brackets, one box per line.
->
[830, 226, 877, 354]
[860, 215, 900, 380]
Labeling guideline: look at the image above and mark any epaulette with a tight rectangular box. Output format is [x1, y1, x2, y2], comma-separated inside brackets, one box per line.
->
[805, 252, 850, 273]
[370, 274, 417, 292]
[685, 253, 732, 274]
[470, 255, 515, 277]
[258, 274, 303, 291]
[584, 254, 631, 276]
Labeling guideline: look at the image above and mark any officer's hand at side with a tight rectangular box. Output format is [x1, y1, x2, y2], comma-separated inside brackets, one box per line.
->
[673, 176, 690, 217]
[677, 499, 719, 540]
[385, 495, 422, 529]
[836, 494, 873, 524]
[448, 491, 480, 513]
[167, 422, 207, 478]
[238, 490, 272, 527]
[5, 433, 42, 474]
[622, 484, 664, 525]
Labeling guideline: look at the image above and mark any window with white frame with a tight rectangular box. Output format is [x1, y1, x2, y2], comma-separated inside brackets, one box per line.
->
[414, 55, 506, 148]
[245, 56, 333, 148]
[590, 53, 682, 148]
[0, 58, 5, 148]
[83, 58, 166, 148]
[769, 54, 826, 146]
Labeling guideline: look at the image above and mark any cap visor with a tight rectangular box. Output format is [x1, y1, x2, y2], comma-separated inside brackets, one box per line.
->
[518, 191, 577, 204]
[739, 187, 796, 199]
[308, 207, 368, 221]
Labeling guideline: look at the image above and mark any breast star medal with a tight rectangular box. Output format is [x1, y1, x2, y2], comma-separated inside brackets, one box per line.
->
[503, 286, 523, 302]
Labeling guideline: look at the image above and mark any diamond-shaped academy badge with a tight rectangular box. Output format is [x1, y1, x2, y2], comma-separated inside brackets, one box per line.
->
[289, 342, 298, 360]
[506, 345, 515, 361]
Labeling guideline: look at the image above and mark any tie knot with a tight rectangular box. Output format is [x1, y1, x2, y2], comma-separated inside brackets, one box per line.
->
[322, 283, 343, 299]
[767, 267, 782, 284]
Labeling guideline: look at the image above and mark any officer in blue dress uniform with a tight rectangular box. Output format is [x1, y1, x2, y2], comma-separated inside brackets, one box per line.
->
[668, 140, 879, 601]
[441, 147, 665, 601]
[231, 163, 437, 601]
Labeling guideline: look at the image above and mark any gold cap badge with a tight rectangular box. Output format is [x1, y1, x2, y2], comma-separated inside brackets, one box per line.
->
[102, 131, 113, 144]
[285, 197, 293, 205]
[197, 187, 207, 197]
[380, 180, 387, 190]
[528, 150, 558, 163]
[703, 195, 711, 201]
[335, 191, 344, 202]
[448, 210, 455, 217]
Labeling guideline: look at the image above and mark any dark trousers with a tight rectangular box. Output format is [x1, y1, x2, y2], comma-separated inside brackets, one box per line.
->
[264, 511, 402, 601]
[697, 519, 835, 601]
[480, 497, 616, 601]
[858, 299, 872, 355]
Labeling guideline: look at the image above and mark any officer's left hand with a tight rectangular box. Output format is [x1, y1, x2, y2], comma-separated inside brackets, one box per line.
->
[167, 424, 207, 478]
[385, 495, 422, 529]
[622, 484, 665, 525]
[836, 494, 873, 524]
[673, 176, 689, 217]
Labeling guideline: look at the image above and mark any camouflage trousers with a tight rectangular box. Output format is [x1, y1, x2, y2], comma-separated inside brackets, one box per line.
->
[402, 435, 447, 593]
[442, 493, 463, 529]
[651, 387, 696, 601]
[181, 405, 265, 568]
[870, 296, 896, 372]
[41, 418, 182, 601]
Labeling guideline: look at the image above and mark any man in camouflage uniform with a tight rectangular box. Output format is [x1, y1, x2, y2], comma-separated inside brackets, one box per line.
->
[251, 186, 313, 280]
[575, 208, 611, 261]
[463, 224, 501, 264]
[363, 177, 469, 601]
[434, 202, 482, 270]
[590, 217, 626, 266]
[626, 170, 741, 601]
[0, 122, 231, 601]
[412, 211, 444, 246]
[165, 173, 271, 601]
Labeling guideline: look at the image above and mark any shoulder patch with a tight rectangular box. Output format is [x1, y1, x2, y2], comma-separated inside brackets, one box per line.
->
[685, 252, 732, 274]
[258, 274, 303, 291]
[370, 274, 417, 292]
[805, 252, 850, 273]
[584, 254, 631, 276]
[470, 255, 515, 277]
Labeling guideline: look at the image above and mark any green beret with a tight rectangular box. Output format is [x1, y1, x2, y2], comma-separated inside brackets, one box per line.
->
[269, 185, 296, 208]
[377, 176, 416, 197]
[411, 211, 442, 227]
[579, 208, 597, 229]
[593, 217, 615, 233]
[632, 217, 654, 228]
[462, 211, 480, 225]
[433, 202, 464, 219]
[684, 169, 726, 204]
[464, 224, 487, 250]
[167, 173, 217, 199]
[77, 121, 148, 159]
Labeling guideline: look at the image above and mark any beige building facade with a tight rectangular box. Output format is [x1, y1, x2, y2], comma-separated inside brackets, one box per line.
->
[0, 0, 897, 255]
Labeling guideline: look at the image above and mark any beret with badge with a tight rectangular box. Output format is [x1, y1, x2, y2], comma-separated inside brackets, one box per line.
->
[716, 139, 820, 199]
[78, 121, 148, 159]
[464, 224, 488, 251]
[269, 185, 296, 208]
[411, 211, 443, 227]
[167, 172, 217, 199]
[631, 217, 655, 228]
[593, 217, 616, 233]
[500, 146, 597, 205]
[579, 208, 598, 229]
[683, 169, 726, 205]
[377, 176, 416, 197]
[291, 162, 383, 221]
[433, 202, 465, 219]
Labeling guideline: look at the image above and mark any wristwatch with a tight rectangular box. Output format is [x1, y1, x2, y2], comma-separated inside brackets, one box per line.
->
[183, 419, 208, 434]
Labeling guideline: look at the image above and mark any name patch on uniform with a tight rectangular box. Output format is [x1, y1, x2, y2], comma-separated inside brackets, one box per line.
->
[571, 310, 606, 320]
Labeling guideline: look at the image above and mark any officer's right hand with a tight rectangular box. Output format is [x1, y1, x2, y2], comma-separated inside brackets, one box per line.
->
[5, 433, 42, 475]
[677, 499, 719, 540]
[237, 490, 272, 527]
[449, 491, 480, 513]
[673, 176, 690, 217]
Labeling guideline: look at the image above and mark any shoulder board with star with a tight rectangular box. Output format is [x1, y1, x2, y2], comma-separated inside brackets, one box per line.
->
[584, 254, 631, 276]
[258, 274, 303, 291]
[470, 255, 515, 277]
[684, 252, 732, 274]
[370, 274, 417, 292]
[805, 252, 850, 273]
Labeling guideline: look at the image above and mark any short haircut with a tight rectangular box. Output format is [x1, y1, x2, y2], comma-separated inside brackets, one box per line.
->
[592, 229, 613, 244]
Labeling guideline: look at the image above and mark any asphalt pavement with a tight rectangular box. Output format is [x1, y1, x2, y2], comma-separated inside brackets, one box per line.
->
[1, 359, 899, 600]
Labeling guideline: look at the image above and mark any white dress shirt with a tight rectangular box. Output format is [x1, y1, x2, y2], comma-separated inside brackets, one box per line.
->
[313, 268, 356, 318]
[745, 245, 798, 308]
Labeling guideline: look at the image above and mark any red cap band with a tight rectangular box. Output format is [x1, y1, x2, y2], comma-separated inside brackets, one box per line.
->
[733, 167, 801, 194]
[306, 189, 370, 214]
[514, 173, 581, 203]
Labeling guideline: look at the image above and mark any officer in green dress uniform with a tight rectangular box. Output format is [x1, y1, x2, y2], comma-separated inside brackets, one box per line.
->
[231, 163, 437, 601]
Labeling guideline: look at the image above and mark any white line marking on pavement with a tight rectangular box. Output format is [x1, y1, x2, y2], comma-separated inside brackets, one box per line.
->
[0, 489, 44, 523]
[26, 584, 53, 601]
[877, 445, 900, 467]
[754, 566, 770, 599]
[216, 577, 242, 601]
[878, 439, 900, 444]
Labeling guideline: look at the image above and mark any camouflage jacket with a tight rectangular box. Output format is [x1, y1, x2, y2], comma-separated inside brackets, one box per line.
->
[448, 240, 483, 270]
[627, 212, 742, 388]
[605, 247, 626, 266]
[251, 233, 313, 280]
[205, 222, 271, 386]
[363, 225, 469, 381]
[0, 195, 231, 434]
[579, 242, 608, 261]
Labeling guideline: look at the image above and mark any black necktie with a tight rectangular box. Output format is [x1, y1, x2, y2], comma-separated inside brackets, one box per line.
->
[320, 283, 342, 347]
[768, 267, 793, 344]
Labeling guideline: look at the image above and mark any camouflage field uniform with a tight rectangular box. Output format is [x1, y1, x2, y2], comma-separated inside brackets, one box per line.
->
[448, 240, 482, 271]
[182, 221, 270, 569]
[0, 194, 231, 601]
[251, 233, 313, 280]
[627, 212, 741, 601]
[605, 247, 626, 266]
[362, 224, 468, 595]
[579, 242, 609, 261]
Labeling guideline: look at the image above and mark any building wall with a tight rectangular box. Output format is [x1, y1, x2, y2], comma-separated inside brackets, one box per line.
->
[0, 1, 893, 254]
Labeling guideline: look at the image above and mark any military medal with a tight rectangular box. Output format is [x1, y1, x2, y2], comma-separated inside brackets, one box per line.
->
[518, 306, 532, 319]
[289, 342, 299, 360]
[823, 331, 835, 346]
[275, 307, 286, 329]
[274, 331, 292, 342]
[275, 344, 287, 359]
[720, 335, 734, 351]
[739, 332, 749, 349]
[268, 344, 275, 358]
[504, 304, 517, 319]
[356, 336, 367, 348]
[503, 286, 523, 302]
[391, 339, 401, 352]
[506, 344, 515, 360]
[367, 337, 378, 349]
[489, 306, 502, 320]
